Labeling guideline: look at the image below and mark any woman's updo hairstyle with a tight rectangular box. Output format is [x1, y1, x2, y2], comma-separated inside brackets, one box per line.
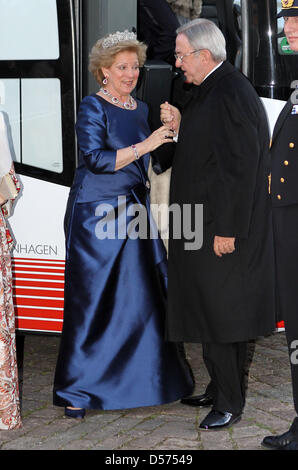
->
[88, 30, 147, 85]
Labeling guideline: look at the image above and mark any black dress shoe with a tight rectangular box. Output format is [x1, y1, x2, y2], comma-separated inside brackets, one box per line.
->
[199, 410, 241, 430]
[64, 407, 86, 419]
[262, 431, 298, 450]
[181, 393, 213, 407]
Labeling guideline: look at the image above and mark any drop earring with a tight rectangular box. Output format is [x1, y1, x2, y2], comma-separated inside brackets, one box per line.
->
[103, 76, 108, 85]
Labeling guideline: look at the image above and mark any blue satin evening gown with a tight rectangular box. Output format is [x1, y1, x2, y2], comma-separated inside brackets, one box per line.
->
[53, 94, 194, 410]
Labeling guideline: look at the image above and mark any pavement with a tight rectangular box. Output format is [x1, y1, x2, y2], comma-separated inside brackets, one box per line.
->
[0, 330, 296, 452]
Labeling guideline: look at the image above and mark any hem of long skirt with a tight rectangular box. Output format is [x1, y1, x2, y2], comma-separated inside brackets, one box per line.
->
[53, 387, 194, 411]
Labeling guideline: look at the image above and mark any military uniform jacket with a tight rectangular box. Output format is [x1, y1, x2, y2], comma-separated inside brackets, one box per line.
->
[153, 61, 276, 343]
[271, 99, 298, 206]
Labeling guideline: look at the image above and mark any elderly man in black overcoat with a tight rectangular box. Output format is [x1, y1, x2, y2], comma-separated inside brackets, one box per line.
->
[154, 18, 275, 430]
[262, 0, 298, 451]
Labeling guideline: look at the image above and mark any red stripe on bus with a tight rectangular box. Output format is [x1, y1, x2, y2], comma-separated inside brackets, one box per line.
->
[15, 318, 63, 333]
[13, 297, 64, 308]
[12, 261, 65, 268]
[13, 287, 64, 298]
[12, 267, 64, 273]
[16, 309, 64, 319]
[13, 280, 64, 289]
[12, 273, 64, 281]
[14, 307, 64, 319]
[12, 257, 65, 263]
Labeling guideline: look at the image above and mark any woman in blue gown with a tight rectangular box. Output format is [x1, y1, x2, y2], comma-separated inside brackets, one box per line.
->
[53, 31, 194, 417]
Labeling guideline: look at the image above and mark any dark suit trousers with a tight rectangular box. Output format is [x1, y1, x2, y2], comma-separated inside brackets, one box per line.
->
[272, 205, 298, 415]
[202, 342, 248, 415]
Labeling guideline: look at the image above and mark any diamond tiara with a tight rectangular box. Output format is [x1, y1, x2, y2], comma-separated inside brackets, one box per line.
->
[102, 30, 137, 49]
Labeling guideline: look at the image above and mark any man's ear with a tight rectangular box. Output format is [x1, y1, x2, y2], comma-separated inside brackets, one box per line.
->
[199, 49, 213, 64]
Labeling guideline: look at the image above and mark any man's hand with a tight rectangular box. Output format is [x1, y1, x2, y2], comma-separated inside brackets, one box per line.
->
[160, 101, 181, 133]
[213, 236, 236, 257]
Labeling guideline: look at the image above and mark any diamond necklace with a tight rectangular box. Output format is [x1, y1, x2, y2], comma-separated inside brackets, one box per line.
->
[99, 87, 136, 110]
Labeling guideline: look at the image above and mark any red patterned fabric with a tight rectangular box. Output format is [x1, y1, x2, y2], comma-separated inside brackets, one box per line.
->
[0, 166, 21, 429]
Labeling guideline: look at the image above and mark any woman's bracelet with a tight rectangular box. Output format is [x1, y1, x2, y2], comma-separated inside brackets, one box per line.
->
[131, 144, 140, 160]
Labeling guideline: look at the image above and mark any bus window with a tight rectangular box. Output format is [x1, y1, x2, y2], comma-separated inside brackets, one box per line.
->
[22, 79, 63, 173]
[0, 0, 77, 187]
[277, 0, 298, 54]
[0, 0, 63, 174]
[0, 0, 59, 61]
[0, 78, 63, 173]
[0, 79, 20, 162]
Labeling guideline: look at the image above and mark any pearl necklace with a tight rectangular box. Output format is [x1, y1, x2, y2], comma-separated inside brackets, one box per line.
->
[99, 87, 136, 110]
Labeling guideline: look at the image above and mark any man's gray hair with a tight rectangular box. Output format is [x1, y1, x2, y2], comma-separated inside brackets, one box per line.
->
[177, 18, 227, 62]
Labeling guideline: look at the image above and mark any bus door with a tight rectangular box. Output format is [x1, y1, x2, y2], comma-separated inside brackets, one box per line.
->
[0, 0, 78, 333]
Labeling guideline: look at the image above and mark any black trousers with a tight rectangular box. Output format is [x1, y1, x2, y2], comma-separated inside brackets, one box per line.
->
[202, 341, 248, 415]
[273, 205, 298, 415]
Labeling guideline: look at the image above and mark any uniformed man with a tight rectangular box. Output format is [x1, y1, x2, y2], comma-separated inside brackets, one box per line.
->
[262, 0, 298, 451]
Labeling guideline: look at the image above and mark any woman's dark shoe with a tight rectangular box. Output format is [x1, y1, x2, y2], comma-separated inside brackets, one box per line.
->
[64, 407, 86, 419]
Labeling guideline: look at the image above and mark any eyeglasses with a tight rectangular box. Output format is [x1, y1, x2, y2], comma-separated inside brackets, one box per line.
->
[174, 50, 202, 62]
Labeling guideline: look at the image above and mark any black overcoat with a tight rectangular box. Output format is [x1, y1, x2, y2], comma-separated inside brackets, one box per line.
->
[153, 61, 275, 343]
